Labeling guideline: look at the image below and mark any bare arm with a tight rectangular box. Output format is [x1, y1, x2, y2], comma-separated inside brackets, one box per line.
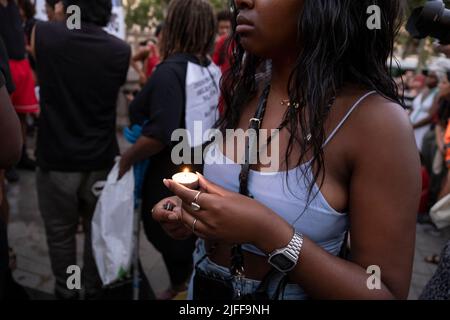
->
[30, 25, 36, 59]
[132, 47, 151, 63]
[258, 100, 420, 299]
[413, 94, 439, 129]
[118, 135, 165, 179]
[164, 97, 419, 299]
[436, 124, 445, 154]
[0, 85, 22, 168]
[130, 47, 150, 85]
[130, 60, 143, 77]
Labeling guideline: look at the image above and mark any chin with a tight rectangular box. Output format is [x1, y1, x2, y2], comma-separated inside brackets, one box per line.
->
[240, 38, 272, 59]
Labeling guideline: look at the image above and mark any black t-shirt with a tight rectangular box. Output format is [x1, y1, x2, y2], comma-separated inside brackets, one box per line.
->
[132, 53, 221, 211]
[0, 36, 15, 93]
[0, 0, 26, 60]
[35, 21, 131, 172]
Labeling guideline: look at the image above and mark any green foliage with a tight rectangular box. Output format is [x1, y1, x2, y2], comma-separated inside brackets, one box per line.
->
[209, 0, 227, 10]
[125, 0, 164, 29]
[124, 0, 447, 68]
[125, 0, 227, 29]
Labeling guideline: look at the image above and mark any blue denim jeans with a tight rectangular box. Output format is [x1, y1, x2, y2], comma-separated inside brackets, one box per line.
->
[187, 240, 308, 300]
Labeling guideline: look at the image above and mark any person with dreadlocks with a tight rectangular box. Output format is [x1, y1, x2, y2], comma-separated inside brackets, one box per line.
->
[153, 0, 420, 300]
[119, 0, 221, 300]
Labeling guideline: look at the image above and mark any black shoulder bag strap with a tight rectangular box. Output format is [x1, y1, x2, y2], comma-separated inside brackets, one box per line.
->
[230, 81, 271, 298]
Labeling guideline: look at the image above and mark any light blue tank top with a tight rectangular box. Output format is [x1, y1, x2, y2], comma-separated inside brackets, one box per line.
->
[203, 91, 376, 257]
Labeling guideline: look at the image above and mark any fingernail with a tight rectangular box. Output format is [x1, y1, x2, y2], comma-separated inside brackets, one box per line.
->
[163, 179, 169, 188]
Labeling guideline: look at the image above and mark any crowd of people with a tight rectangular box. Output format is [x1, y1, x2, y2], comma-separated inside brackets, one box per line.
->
[395, 56, 450, 291]
[0, 0, 448, 301]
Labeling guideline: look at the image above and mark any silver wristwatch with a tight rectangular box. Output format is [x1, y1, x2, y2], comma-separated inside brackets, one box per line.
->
[268, 232, 304, 273]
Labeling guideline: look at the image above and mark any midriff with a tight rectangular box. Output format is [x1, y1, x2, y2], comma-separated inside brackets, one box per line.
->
[205, 240, 276, 281]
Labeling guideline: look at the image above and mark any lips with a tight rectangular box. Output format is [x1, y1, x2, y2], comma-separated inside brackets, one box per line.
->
[236, 14, 254, 34]
[236, 14, 253, 26]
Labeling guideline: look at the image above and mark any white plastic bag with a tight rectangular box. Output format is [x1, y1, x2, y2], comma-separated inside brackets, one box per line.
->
[430, 194, 450, 230]
[92, 162, 135, 286]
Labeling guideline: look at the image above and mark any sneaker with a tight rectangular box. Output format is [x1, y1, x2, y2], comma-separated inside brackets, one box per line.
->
[5, 168, 19, 183]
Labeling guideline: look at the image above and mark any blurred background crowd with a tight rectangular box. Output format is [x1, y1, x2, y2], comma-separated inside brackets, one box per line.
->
[0, 0, 450, 300]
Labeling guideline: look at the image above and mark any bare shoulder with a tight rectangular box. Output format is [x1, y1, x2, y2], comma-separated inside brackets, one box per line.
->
[357, 94, 411, 132]
[344, 92, 420, 174]
[350, 93, 416, 148]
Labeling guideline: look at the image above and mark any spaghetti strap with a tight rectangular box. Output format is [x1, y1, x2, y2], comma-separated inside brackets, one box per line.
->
[322, 91, 377, 148]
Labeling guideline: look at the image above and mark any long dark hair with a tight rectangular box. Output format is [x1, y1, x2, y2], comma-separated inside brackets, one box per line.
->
[160, 0, 216, 62]
[219, 0, 404, 203]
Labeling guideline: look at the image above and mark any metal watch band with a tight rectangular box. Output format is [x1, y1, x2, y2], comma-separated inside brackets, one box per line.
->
[285, 232, 304, 262]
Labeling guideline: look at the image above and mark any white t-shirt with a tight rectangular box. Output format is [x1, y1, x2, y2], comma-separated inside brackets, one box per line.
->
[410, 89, 438, 150]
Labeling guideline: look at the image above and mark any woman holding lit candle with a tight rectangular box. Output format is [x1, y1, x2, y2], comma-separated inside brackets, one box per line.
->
[172, 169, 199, 190]
[118, 0, 221, 299]
[153, 0, 420, 300]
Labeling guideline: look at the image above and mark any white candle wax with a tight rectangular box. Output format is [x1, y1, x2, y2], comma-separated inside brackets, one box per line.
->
[172, 171, 199, 190]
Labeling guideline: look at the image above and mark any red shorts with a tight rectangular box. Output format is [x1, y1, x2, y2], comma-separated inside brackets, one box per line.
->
[9, 59, 39, 114]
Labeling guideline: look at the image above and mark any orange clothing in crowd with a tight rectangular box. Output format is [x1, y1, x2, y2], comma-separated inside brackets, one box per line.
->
[445, 121, 450, 168]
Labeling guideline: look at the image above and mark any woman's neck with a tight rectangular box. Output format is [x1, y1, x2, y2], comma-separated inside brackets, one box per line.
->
[270, 55, 297, 97]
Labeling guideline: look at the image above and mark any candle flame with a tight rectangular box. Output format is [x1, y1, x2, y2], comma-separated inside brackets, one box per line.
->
[183, 168, 190, 173]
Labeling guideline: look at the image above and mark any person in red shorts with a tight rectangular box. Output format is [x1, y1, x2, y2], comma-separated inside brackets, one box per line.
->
[0, 0, 39, 174]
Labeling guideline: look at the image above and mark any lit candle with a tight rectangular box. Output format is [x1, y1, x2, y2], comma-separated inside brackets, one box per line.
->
[172, 168, 199, 190]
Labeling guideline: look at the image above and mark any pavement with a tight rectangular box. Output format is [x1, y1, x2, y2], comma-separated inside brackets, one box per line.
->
[6, 120, 172, 300]
[7, 166, 171, 300]
[4, 123, 450, 300]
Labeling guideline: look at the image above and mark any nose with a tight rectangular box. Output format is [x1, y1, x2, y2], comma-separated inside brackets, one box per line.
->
[234, 0, 255, 10]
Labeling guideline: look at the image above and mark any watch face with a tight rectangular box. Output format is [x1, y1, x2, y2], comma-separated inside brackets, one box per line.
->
[269, 253, 295, 271]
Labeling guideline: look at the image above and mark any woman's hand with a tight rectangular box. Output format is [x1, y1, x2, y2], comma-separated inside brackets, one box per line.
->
[162, 173, 293, 251]
[152, 196, 194, 240]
